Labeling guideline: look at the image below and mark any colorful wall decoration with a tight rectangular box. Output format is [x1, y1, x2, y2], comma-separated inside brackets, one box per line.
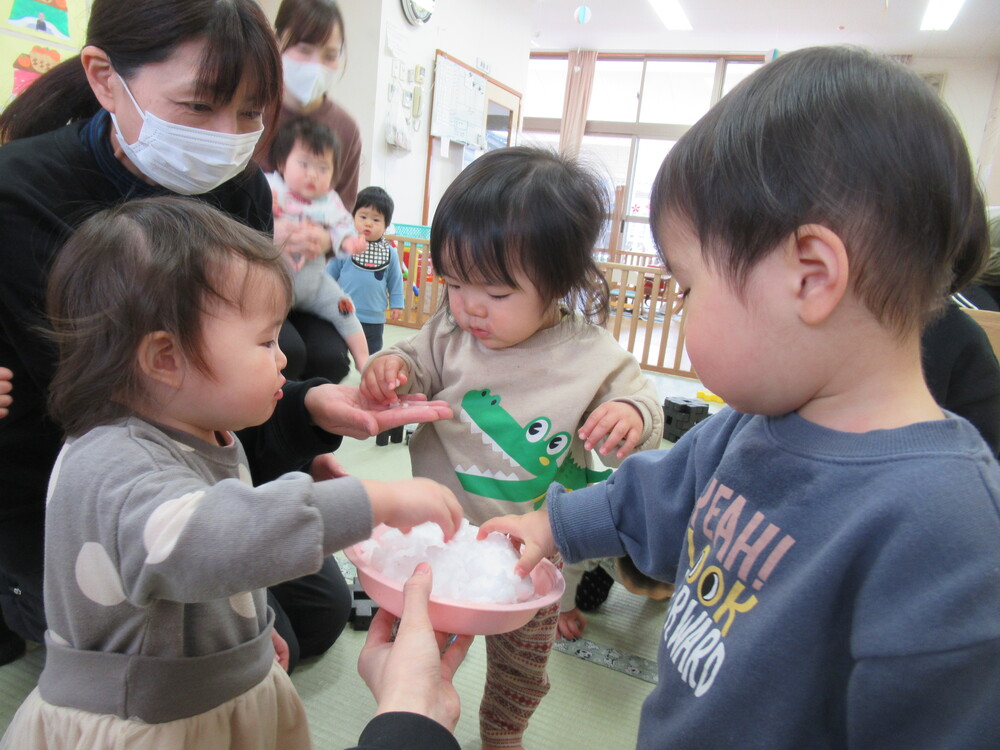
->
[0, 0, 89, 110]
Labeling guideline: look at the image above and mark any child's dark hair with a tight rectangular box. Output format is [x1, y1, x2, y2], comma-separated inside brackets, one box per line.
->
[47, 197, 292, 437]
[270, 116, 341, 176]
[430, 146, 610, 323]
[354, 186, 394, 226]
[650, 45, 988, 334]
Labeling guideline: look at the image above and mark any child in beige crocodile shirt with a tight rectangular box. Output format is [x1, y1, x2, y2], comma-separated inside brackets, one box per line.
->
[361, 147, 664, 750]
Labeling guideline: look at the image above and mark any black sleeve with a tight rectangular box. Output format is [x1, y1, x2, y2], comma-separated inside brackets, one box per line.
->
[237, 378, 343, 484]
[348, 713, 460, 750]
[922, 304, 1000, 457]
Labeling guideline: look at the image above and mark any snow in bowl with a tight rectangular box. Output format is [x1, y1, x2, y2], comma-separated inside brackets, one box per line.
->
[344, 521, 565, 635]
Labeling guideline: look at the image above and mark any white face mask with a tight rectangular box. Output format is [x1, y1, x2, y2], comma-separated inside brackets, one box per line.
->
[282, 55, 335, 107]
[108, 74, 263, 195]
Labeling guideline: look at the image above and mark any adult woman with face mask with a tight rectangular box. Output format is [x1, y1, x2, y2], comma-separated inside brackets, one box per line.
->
[0, 0, 438, 674]
[257, 0, 364, 386]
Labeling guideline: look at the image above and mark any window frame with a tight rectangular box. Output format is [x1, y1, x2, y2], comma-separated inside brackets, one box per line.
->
[523, 52, 765, 248]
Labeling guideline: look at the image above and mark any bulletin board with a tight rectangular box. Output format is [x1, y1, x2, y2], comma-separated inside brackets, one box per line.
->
[0, 0, 89, 110]
[429, 50, 486, 148]
[421, 50, 522, 224]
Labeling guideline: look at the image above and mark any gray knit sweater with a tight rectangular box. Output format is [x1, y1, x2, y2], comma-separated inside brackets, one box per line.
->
[39, 417, 372, 723]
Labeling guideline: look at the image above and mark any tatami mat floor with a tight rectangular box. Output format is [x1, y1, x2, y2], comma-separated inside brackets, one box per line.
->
[0, 324, 707, 748]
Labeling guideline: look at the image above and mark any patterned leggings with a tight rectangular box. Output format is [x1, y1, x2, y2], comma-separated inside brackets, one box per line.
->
[479, 584, 561, 746]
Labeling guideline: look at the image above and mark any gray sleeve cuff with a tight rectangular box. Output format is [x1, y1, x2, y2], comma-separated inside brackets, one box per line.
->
[313, 475, 375, 552]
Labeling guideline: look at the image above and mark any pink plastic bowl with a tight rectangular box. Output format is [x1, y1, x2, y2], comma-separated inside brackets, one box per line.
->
[344, 524, 565, 636]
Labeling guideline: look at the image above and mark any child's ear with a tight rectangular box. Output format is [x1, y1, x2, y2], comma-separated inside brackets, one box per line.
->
[80, 45, 118, 114]
[137, 331, 186, 390]
[787, 224, 849, 326]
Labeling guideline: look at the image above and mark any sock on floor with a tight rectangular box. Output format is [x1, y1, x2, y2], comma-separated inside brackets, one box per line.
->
[575, 566, 614, 611]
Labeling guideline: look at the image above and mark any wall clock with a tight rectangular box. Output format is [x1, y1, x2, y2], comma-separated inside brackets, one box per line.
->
[401, 0, 434, 26]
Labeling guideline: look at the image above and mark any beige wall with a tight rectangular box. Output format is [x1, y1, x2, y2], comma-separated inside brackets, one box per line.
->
[909, 56, 1000, 206]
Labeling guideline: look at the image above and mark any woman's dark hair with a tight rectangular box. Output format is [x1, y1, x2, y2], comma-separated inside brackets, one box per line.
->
[650, 45, 988, 334]
[430, 146, 610, 324]
[0, 0, 281, 143]
[354, 186, 395, 226]
[275, 0, 345, 54]
[47, 197, 292, 437]
[271, 116, 341, 174]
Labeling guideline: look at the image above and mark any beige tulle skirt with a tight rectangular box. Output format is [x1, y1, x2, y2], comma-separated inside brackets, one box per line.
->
[0, 661, 311, 750]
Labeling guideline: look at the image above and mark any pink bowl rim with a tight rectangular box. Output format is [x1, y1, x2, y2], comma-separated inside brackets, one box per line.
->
[343, 530, 564, 613]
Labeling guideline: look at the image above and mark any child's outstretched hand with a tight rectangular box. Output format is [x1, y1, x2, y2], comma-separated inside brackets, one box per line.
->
[363, 478, 464, 541]
[341, 234, 368, 256]
[557, 609, 588, 641]
[338, 297, 355, 315]
[479, 509, 557, 579]
[310, 452, 349, 481]
[578, 401, 644, 459]
[360, 355, 409, 404]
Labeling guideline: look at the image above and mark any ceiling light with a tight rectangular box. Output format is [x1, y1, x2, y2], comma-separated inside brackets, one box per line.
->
[648, 0, 692, 31]
[920, 0, 967, 30]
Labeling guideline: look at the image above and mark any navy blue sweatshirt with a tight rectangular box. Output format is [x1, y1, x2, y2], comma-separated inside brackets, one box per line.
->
[548, 408, 1000, 749]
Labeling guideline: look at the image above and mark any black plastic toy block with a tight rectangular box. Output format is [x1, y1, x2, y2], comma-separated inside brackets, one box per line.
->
[662, 396, 711, 443]
[351, 598, 379, 630]
[348, 577, 380, 631]
[375, 425, 405, 446]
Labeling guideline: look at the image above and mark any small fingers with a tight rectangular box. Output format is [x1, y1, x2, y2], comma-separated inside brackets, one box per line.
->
[477, 517, 513, 541]
[441, 492, 464, 541]
[359, 375, 380, 404]
[579, 410, 613, 451]
[363, 364, 398, 404]
[513, 542, 547, 579]
[598, 421, 634, 456]
[613, 428, 642, 459]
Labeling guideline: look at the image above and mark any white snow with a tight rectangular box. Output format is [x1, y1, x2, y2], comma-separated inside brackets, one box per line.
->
[357, 520, 536, 604]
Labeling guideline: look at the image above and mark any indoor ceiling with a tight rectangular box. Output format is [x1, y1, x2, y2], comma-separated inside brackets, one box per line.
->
[529, 0, 1000, 58]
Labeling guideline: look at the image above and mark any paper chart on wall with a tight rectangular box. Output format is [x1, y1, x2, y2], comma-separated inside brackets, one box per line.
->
[430, 52, 486, 148]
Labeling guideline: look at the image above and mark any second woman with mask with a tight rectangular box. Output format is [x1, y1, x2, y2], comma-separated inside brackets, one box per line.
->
[259, 0, 365, 385]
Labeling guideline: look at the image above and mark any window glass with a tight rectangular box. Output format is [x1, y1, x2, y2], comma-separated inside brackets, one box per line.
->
[520, 131, 560, 150]
[623, 221, 658, 258]
[587, 60, 643, 122]
[722, 61, 764, 96]
[485, 100, 513, 151]
[523, 58, 568, 119]
[578, 134, 632, 197]
[628, 139, 675, 217]
[575, 135, 631, 251]
[639, 60, 716, 125]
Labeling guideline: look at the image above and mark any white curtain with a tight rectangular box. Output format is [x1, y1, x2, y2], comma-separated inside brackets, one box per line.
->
[558, 50, 597, 157]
